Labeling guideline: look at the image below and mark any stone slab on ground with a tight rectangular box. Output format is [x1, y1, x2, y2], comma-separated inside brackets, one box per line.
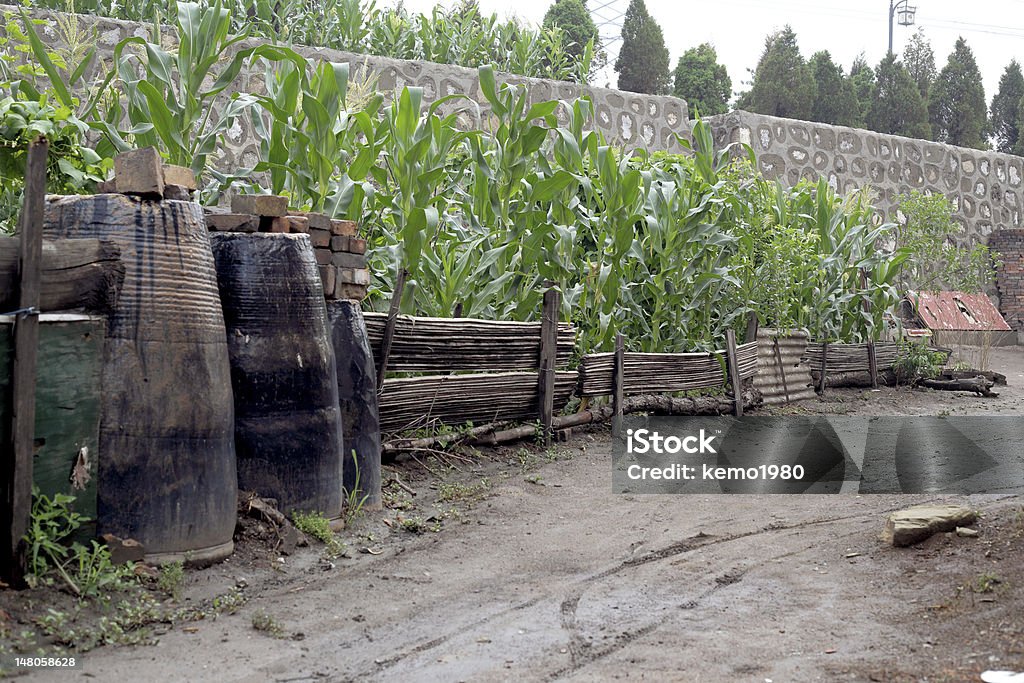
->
[882, 504, 978, 546]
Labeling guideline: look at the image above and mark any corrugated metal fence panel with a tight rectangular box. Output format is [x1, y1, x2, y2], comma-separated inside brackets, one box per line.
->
[576, 341, 758, 398]
[753, 329, 817, 405]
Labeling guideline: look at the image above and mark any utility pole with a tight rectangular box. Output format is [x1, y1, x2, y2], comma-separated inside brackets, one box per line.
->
[889, 0, 917, 55]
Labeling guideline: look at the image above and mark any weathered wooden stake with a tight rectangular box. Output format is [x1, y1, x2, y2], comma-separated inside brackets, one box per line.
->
[818, 341, 829, 394]
[725, 329, 743, 417]
[537, 288, 560, 446]
[744, 311, 759, 344]
[2, 136, 47, 587]
[376, 268, 407, 392]
[860, 270, 879, 389]
[864, 339, 880, 387]
[612, 333, 624, 436]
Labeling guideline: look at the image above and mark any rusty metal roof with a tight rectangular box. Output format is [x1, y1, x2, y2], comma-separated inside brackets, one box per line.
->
[910, 291, 1011, 331]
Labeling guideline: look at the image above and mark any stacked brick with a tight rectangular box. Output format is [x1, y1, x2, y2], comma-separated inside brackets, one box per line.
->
[97, 147, 197, 201]
[204, 193, 370, 302]
[990, 229, 1024, 331]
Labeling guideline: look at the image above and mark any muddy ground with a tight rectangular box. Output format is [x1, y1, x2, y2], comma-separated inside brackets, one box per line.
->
[4, 346, 1024, 682]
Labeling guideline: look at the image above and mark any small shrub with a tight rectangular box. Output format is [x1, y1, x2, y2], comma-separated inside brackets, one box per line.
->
[157, 561, 185, 601]
[251, 609, 285, 638]
[893, 341, 946, 384]
[24, 487, 134, 597]
[291, 510, 345, 557]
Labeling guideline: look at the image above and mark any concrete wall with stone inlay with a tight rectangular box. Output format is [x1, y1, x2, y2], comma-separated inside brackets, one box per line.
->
[14, 5, 690, 171]
[706, 110, 1024, 249]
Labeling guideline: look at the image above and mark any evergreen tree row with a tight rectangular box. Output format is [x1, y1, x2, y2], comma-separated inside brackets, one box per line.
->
[541, 1, 1023, 152]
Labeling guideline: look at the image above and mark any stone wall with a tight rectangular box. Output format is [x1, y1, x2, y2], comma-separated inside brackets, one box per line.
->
[13, 5, 690, 172]
[706, 110, 1024, 249]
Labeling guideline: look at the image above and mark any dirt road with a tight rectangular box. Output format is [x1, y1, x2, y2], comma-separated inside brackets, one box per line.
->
[55, 433, 1022, 682]
[15, 345, 1024, 682]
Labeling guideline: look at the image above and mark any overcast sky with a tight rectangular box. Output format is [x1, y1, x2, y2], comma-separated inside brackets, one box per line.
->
[392, 0, 1024, 106]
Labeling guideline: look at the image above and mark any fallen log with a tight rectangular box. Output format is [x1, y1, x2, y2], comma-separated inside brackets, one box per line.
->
[384, 389, 762, 451]
[382, 420, 515, 454]
[939, 369, 1007, 386]
[811, 369, 898, 388]
[0, 237, 124, 313]
[919, 375, 998, 397]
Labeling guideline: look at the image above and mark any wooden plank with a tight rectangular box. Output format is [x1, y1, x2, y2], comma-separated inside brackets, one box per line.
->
[375, 268, 407, 392]
[0, 318, 104, 526]
[867, 340, 878, 388]
[0, 237, 124, 314]
[818, 341, 829, 394]
[2, 136, 47, 586]
[725, 329, 743, 417]
[537, 288, 559, 446]
[744, 311, 759, 344]
[612, 333, 624, 436]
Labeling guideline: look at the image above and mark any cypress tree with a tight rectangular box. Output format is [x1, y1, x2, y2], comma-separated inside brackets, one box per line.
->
[614, 0, 670, 95]
[868, 53, 931, 139]
[990, 60, 1024, 154]
[929, 37, 988, 149]
[672, 43, 731, 117]
[745, 26, 815, 120]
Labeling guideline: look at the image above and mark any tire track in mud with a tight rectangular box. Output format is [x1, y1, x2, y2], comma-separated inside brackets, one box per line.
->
[546, 496, 1023, 679]
[360, 508, 899, 679]
[546, 525, 868, 681]
[354, 496, 1024, 679]
[366, 594, 546, 671]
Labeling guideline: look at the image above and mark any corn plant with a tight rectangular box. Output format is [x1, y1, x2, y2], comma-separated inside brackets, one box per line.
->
[89, 0, 264, 178]
[247, 51, 384, 212]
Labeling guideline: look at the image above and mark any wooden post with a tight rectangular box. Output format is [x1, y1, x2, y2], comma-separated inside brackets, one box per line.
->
[818, 341, 829, 394]
[612, 333, 624, 436]
[744, 311, 759, 344]
[2, 136, 47, 586]
[537, 287, 559, 446]
[725, 329, 743, 417]
[860, 270, 878, 389]
[867, 340, 878, 389]
[375, 268, 407, 392]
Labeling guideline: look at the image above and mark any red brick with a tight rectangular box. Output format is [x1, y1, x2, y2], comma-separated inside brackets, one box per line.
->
[330, 235, 349, 252]
[319, 265, 336, 297]
[338, 267, 370, 285]
[334, 283, 368, 301]
[162, 164, 196, 190]
[331, 252, 367, 269]
[287, 215, 309, 233]
[347, 237, 367, 255]
[264, 216, 290, 233]
[309, 228, 331, 248]
[330, 219, 359, 236]
[232, 194, 289, 217]
[114, 147, 164, 197]
[206, 213, 259, 232]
